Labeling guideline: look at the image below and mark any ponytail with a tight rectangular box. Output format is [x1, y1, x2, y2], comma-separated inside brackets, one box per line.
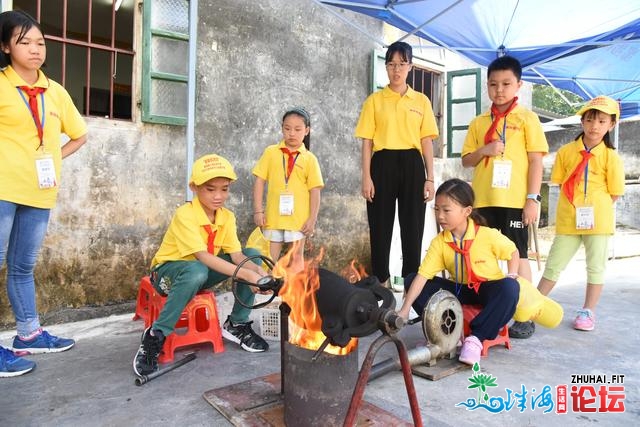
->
[470, 209, 487, 227]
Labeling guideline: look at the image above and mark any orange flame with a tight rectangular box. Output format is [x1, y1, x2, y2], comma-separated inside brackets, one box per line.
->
[340, 259, 369, 284]
[274, 242, 357, 354]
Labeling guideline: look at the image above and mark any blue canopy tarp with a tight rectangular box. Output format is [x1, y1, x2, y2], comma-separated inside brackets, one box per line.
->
[318, 0, 640, 118]
[522, 40, 640, 117]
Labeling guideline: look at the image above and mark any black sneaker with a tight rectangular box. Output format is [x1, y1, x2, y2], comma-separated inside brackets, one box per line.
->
[133, 327, 165, 376]
[222, 317, 269, 353]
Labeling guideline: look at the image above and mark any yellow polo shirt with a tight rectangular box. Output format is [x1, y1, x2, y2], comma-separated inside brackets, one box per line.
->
[551, 138, 625, 235]
[0, 66, 87, 209]
[462, 105, 548, 208]
[417, 219, 517, 283]
[252, 141, 324, 231]
[354, 85, 439, 152]
[151, 197, 242, 268]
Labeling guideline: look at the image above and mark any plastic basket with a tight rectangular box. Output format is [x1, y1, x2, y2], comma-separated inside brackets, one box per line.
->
[259, 308, 281, 341]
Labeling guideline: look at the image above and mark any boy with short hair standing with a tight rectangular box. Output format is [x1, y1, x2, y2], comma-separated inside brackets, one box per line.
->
[133, 154, 269, 377]
[461, 55, 548, 339]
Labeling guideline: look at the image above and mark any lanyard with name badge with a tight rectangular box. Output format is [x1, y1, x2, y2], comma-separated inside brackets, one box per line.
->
[279, 150, 299, 216]
[17, 86, 57, 189]
[451, 235, 464, 296]
[575, 144, 595, 230]
[491, 115, 512, 189]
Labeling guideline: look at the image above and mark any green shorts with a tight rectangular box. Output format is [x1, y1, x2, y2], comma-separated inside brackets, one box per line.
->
[543, 234, 610, 284]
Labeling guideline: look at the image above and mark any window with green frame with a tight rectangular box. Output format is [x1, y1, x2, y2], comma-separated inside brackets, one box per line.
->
[447, 68, 481, 158]
[141, 0, 189, 125]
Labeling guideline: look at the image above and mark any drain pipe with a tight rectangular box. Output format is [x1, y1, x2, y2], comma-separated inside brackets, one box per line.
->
[185, 0, 198, 200]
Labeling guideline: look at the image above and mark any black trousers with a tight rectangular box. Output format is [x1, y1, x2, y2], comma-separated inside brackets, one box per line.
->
[367, 149, 426, 282]
[406, 275, 519, 342]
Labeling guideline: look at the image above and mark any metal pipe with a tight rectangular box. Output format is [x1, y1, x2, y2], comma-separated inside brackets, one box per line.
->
[531, 221, 542, 271]
[185, 0, 198, 201]
[368, 345, 435, 382]
[134, 352, 197, 386]
[396, 336, 424, 427]
[279, 302, 291, 395]
[310, 337, 331, 362]
[343, 334, 423, 427]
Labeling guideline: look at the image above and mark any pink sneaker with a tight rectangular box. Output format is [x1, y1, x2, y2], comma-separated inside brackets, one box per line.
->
[459, 335, 482, 365]
[573, 309, 595, 331]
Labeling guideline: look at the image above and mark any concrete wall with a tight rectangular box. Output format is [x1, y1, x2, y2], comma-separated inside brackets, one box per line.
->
[194, 0, 381, 269]
[0, 1, 383, 326]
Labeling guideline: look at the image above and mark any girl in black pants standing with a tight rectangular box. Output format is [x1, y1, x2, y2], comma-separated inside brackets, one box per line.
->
[355, 41, 439, 284]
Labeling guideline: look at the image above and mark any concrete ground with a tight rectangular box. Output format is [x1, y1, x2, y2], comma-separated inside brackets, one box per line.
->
[1, 231, 639, 426]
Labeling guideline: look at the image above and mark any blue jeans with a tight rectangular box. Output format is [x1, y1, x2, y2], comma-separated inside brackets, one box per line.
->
[0, 201, 50, 337]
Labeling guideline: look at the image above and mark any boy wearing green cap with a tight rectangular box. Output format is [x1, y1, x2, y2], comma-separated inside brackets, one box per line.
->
[134, 154, 269, 377]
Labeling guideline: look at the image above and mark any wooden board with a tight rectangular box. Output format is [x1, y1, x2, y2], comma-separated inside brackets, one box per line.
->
[411, 358, 471, 381]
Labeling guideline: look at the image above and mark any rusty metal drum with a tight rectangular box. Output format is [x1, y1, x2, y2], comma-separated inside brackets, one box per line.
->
[283, 341, 359, 426]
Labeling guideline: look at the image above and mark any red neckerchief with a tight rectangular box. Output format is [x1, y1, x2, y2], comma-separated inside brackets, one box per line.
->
[562, 149, 593, 206]
[483, 97, 518, 165]
[18, 86, 46, 145]
[280, 147, 299, 179]
[203, 224, 217, 254]
[446, 223, 487, 293]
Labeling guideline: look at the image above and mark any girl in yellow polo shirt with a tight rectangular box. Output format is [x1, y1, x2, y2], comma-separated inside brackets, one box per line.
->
[252, 108, 324, 266]
[0, 10, 87, 377]
[537, 96, 625, 332]
[355, 41, 439, 286]
[398, 179, 521, 366]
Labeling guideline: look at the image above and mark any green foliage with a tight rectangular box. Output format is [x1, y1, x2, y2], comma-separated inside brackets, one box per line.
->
[533, 84, 584, 116]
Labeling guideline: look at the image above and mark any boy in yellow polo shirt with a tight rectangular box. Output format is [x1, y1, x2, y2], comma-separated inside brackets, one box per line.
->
[461, 55, 548, 339]
[134, 154, 269, 377]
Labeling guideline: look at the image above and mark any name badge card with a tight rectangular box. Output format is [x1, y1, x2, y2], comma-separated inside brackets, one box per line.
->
[35, 153, 57, 189]
[279, 192, 294, 216]
[575, 205, 595, 230]
[492, 159, 512, 189]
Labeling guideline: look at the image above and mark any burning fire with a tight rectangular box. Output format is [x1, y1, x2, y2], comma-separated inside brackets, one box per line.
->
[274, 243, 357, 355]
[340, 259, 368, 284]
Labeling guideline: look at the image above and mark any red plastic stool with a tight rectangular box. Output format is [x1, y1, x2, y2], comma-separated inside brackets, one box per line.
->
[462, 305, 511, 357]
[132, 276, 154, 325]
[148, 289, 225, 363]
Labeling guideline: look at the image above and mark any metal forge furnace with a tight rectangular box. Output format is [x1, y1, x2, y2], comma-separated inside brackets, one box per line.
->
[203, 258, 422, 426]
